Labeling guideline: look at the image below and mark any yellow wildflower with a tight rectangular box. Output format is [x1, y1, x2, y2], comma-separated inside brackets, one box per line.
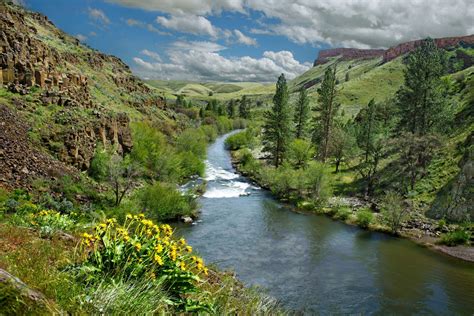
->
[134, 243, 142, 251]
[154, 244, 163, 253]
[179, 238, 186, 246]
[179, 261, 186, 271]
[203, 267, 209, 276]
[186, 246, 192, 253]
[154, 254, 164, 266]
[197, 262, 204, 271]
[126, 214, 132, 219]
[139, 213, 145, 219]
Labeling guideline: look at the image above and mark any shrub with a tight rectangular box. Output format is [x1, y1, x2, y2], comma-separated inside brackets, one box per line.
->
[288, 139, 314, 169]
[381, 191, 409, 234]
[176, 129, 207, 159]
[88, 145, 111, 181]
[225, 131, 250, 150]
[305, 162, 332, 206]
[12, 209, 76, 237]
[356, 209, 374, 228]
[439, 229, 471, 246]
[76, 215, 212, 312]
[334, 206, 352, 220]
[139, 182, 193, 220]
[199, 125, 218, 142]
[178, 151, 205, 178]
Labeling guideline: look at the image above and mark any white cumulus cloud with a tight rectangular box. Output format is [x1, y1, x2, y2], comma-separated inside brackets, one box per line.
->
[234, 29, 257, 46]
[87, 8, 110, 25]
[156, 13, 219, 37]
[132, 41, 311, 82]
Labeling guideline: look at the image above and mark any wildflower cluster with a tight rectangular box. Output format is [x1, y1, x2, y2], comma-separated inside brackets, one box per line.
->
[78, 213, 209, 309]
[24, 209, 76, 237]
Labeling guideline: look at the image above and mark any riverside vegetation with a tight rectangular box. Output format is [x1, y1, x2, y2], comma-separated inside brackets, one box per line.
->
[228, 39, 473, 252]
[0, 1, 281, 313]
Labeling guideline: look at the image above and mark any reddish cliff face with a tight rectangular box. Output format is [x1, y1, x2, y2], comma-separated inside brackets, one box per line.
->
[382, 34, 474, 62]
[314, 48, 385, 66]
[314, 35, 474, 66]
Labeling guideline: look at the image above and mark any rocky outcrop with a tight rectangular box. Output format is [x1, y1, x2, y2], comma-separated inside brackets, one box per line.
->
[313, 34, 474, 66]
[314, 48, 385, 66]
[427, 133, 474, 222]
[0, 104, 73, 190]
[383, 34, 474, 62]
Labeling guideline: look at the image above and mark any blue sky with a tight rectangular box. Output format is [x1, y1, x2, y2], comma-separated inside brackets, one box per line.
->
[22, 0, 474, 82]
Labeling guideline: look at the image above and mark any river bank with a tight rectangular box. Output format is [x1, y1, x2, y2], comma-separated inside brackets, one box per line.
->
[176, 131, 474, 314]
[229, 151, 474, 263]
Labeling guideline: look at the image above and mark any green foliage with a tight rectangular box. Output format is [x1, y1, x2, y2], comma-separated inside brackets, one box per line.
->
[439, 229, 471, 246]
[381, 191, 408, 234]
[305, 162, 332, 205]
[239, 95, 250, 118]
[15, 209, 77, 237]
[396, 38, 449, 135]
[176, 128, 207, 159]
[294, 88, 310, 139]
[199, 124, 218, 142]
[88, 145, 111, 181]
[76, 216, 212, 312]
[178, 151, 205, 178]
[139, 182, 193, 220]
[334, 206, 352, 220]
[356, 209, 374, 228]
[225, 131, 252, 150]
[263, 74, 292, 167]
[313, 66, 340, 162]
[288, 138, 314, 169]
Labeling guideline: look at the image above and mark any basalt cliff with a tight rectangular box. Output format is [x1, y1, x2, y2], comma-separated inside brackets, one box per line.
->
[314, 34, 474, 66]
[0, 1, 178, 190]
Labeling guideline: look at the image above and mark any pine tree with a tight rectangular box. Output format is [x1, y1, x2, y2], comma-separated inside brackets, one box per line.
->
[227, 99, 236, 118]
[239, 95, 250, 118]
[262, 74, 291, 167]
[313, 66, 340, 162]
[396, 38, 447, 136]
[355, 99, 389, 196]
[294, 88, 310, 139]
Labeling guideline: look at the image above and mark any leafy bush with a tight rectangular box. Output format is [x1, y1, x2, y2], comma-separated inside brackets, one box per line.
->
[439, 229, 471, 246]
[305, 162, 332, 205]
[381, 191, 408, 234]
[288, 139, 314, 169]
[199, 125, 218, 142]
[12, 209, 76, 237]
[225, 131, 250, 150]
[178, 151, 205, 178]
[76, 215, 212, 312]
[334, 206, 352, 220]
[176, 129, 207, 159]
[139, 182, 193, 220]
[356, 209, 374, 228]
[88, 145, 111, 181]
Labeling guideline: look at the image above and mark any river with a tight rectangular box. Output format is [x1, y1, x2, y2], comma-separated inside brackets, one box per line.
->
[176, 132, 474, 314]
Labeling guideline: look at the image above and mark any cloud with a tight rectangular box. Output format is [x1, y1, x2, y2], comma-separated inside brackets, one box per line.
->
[234, 29, 257, 46]
[108, 0, 474, 48]
[88, 8, 110, 25]
[156, 14, 218, 37]
[106, 0, 244, 15]
[125, 18, 170, 35]
[75, 34, 88, 41]
[140, 49, 162, 62]
[132, 40, 310, 82]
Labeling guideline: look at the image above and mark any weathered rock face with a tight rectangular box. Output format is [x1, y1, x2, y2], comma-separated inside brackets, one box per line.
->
[0, 1, 159, 179]
[383, 34, 474, 62]
[427, 133, 474, 222]
[314, 48, 385, 66]
[313, 34, 474, 66]
[0, 104, 73, 190]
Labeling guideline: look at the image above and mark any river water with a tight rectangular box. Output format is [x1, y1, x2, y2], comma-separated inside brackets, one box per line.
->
[176, 132, 474, 314]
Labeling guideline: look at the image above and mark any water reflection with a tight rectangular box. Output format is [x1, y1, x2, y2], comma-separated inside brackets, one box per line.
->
[176, 132, 474, 314]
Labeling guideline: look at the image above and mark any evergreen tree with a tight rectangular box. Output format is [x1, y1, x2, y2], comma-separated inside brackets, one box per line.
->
[355, 99, 389, 196]
[313, 66, 340, 162]
[263, 74, 292, 167]
[239, 95, 250, 118]
[176, 94, 185, 107]
[294, 88, 310, 139]
[396, 38, 447, 135]
[227, 99, 236, 118]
